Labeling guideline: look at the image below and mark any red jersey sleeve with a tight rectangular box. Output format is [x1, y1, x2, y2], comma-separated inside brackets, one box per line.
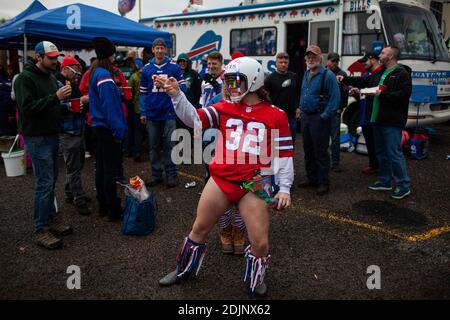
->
[196, 105, 220, 129]
[274, 110, 294, 158]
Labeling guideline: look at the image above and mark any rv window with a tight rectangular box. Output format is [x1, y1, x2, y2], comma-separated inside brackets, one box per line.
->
[343, 12, 384, 55]
[230, 27, 277, 56]
[317, 28, 330, 53]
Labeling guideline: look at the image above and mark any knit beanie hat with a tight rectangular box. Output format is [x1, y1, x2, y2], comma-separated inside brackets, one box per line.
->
[93, 37, 116, 59]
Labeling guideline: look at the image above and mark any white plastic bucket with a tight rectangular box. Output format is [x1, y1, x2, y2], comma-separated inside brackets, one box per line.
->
[2, 149, 26, 177]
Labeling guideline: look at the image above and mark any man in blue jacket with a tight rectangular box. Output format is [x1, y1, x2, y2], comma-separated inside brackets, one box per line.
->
[139, 38, 186, 188]
[298, 45, 340, 195]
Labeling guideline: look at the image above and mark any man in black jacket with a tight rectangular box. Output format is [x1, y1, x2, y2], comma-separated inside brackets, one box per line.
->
[264, 52, 300, 143]
[326, 52, 348, 173]
[338, 45, 412, 199]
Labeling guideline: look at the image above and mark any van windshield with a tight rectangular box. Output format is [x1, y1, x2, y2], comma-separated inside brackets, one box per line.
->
[381, 2, 450, 61]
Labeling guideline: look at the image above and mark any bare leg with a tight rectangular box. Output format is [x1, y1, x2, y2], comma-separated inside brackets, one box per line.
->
[237, 192, 269, 257]
[188, 177, 231, 244]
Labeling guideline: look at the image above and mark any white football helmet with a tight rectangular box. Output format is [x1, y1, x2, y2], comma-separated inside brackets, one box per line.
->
[224, 57, 265, 103]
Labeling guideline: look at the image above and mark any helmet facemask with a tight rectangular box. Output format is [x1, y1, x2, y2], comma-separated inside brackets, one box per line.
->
[224, 73, 249, 103]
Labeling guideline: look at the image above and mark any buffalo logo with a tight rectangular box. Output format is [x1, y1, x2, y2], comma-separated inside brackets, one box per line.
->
[187, 31, 222, 62]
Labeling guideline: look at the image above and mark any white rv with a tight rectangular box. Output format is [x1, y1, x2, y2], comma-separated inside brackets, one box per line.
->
[141, 0, 450, 133]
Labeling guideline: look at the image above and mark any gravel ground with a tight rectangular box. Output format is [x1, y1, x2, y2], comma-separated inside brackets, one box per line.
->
[0, 124, 449, 300]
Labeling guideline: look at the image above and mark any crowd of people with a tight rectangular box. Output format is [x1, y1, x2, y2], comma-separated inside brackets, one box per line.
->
[4, 35, 413, 296]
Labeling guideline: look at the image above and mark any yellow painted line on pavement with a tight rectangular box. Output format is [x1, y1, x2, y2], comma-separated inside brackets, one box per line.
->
[406, 226, 450, 242]
[179, 171, 205, 183]
[179, 172, 450, 242]
[290, 203, 450, 242]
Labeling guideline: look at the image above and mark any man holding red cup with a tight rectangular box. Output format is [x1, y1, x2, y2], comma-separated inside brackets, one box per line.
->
[55, 56, 91, 216]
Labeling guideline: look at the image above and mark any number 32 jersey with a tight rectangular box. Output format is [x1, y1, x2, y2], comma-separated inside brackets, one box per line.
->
[197, 100, 294, 182]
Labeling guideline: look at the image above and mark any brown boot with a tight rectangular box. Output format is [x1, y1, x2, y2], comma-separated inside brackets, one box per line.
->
[232, 226, 246, 255]
[33, 228, 63, 249]
[219, 225, 233, 254]
[49, 215, 73, 237]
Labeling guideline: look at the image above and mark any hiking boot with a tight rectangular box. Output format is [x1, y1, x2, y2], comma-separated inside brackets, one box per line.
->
[146, 177, 163, 188]
[219, 225, 234, 254]
[361, 166, 377, 175]
[232, 226, 246, 255]
[49, 215, 73, 237]
[159, 269, 179, 286]
[391, 187, 411, 200]
[297, 181, 318, 188]
[316, 184, 329, 196]
[76, 203, 91, 216]
[166, 176, 178, 188]
[33, 228, 63, 249]
[368, 181, 392, 191]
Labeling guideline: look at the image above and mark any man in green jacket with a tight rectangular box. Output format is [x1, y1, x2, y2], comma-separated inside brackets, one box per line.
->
[14, 41, 73, 249]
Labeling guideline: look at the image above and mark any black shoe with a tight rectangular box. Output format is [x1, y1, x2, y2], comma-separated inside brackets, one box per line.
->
[116, 176, 128, 185]
[65, 197, 74, 204]
[66, 195, 91, 205]
[98, 203, 108, 217]
[166, 176, 178, 188]
[159, 269, 180, 286]
[145, 177, 163, 187]
[76, 203, 91, 216]
[297, 181, 318, 188]
[254, 282, 268, 297]
[331, 165, 342, 173]
[107, 215, 121, 222]
[316, 185, 330, 196]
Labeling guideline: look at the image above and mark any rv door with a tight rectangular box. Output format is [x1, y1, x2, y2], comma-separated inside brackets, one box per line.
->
[309, 20, 337, 60]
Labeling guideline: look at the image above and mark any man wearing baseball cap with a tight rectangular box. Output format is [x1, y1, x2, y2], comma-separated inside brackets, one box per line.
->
[56, 56, 91, 216]
[344, 51, 381, 175]
[326, 52, 348, 173]
[14, 41, 73, 249]
[357, 51, 379, 64]
[297, 45, 340, 195]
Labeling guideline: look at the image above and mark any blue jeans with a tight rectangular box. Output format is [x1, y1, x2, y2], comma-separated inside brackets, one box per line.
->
[330, 113, 341, 167]
[23, 135, 59, 233]
[301, 113, 332, 186]
[147, 119, 177, 179]
[373, 126, 411, 190]
[288, 117, 297, 145]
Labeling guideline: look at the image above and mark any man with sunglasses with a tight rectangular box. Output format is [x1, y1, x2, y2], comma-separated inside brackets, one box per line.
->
[56, 56, 91, 216]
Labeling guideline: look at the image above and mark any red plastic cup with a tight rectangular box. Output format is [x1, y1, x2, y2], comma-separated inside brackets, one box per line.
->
[379, 85, 387, 92]
[70, 98, 81, 113]
[122, 87, 132, 100]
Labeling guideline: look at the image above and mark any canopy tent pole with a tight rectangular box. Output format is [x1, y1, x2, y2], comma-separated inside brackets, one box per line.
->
[19, 34, 28, 72]
[139, 0, 141, 21]
[24, 34, 27, 63]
